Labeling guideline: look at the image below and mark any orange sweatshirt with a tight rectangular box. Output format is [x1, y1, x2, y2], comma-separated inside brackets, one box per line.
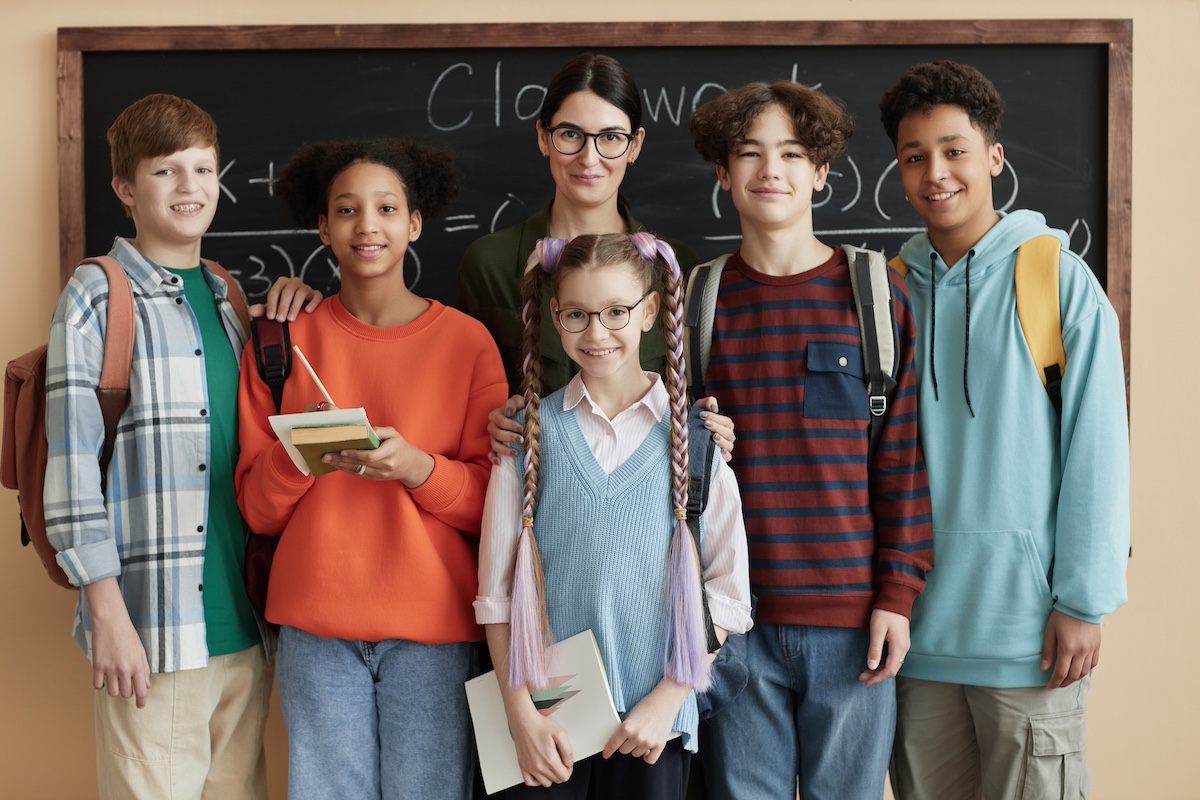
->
[235, 297, 507, 643]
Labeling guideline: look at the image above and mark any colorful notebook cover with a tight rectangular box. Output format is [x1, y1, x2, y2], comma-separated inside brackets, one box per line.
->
[466, 630, 620, 795]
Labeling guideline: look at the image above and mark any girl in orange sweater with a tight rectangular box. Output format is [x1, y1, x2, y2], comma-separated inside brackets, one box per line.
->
[235, 138, 507, 800]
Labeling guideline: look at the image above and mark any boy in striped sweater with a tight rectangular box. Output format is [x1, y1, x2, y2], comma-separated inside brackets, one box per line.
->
[687, 82, 934, 799]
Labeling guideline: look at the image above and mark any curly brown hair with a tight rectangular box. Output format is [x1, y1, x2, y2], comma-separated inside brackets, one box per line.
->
[275, 138, 460, 228]
[688, 81, 853, 167]
[879, 60, 1004, 146]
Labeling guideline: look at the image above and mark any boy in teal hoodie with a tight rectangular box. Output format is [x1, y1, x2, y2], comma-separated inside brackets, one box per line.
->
[878, 61, 1129, 799]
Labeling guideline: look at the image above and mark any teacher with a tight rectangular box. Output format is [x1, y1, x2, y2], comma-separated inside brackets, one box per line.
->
[456, 52, 702, 395]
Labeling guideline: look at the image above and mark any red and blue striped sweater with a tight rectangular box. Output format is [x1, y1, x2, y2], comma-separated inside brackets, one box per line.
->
[706, 248, 933, 628]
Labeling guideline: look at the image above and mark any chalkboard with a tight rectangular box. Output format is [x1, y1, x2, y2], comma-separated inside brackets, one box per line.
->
[58, 22, 1132, 378]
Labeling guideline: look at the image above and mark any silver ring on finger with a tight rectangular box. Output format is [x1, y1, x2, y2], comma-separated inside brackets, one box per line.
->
[355, 463, 367, 476]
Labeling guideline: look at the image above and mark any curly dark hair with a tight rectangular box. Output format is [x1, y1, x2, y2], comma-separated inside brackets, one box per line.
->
[275, 138, 460, 228]
[688, 81, 853, 167]
[879, 60, 1004, 146]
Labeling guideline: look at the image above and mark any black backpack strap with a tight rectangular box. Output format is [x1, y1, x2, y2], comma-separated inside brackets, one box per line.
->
[684, 263, 713, 402]
[686, 412, 721, 654]
[250, 318, 291, 413]
[1044, 365, 1064, 419]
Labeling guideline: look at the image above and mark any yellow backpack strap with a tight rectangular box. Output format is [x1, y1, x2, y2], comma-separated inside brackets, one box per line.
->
[889, 255, 909, 278]
[1014, 235, 1066, 388]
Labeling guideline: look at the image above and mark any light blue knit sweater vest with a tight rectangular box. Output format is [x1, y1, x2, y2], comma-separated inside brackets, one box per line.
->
[524, 390, 713, 752]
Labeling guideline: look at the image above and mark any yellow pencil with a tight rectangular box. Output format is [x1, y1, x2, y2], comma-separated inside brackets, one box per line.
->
[292, 345, 337, 408]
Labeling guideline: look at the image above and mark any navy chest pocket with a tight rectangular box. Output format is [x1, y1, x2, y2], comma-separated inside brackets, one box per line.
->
[804, 341, 867, 420]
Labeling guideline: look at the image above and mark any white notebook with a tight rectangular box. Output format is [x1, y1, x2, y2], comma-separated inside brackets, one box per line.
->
[267, 406, 375, 476]
[466, 630, 621, 795]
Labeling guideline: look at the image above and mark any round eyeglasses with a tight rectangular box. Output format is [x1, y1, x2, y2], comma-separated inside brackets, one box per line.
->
[555, 292, 652, 333]
[547, 125, 637, 159]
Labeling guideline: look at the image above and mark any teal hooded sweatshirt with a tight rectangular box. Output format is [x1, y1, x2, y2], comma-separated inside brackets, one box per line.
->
[896, 210, 1129, 688]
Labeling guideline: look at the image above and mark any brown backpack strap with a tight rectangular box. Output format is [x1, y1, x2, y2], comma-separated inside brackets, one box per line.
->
[80, 257, 135, 482]
[203, 259, 251, 336]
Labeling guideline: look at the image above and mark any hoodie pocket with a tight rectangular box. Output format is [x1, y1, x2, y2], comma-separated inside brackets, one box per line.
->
[913, 528, 1053, 660]
[805, 341, 866, 420]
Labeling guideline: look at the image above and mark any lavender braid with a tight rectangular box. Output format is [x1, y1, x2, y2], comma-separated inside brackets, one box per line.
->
[630, 232, 711, 690]
[506, 238, 567, 689]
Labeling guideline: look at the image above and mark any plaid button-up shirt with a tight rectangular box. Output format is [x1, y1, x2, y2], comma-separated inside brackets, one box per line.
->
[44, 237, 251, 674]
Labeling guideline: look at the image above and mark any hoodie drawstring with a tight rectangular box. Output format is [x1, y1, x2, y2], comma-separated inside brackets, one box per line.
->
[963, 249, 976, 418]
[928, 251, 939, 402]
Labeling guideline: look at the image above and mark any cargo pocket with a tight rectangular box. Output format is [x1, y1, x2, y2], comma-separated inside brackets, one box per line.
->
[1020, 708, 1088, 800]
[805, 341, 866, 420]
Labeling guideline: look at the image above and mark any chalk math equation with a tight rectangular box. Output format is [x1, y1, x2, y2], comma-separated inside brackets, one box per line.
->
[174, 57, 1099, 304]
[212, 151, 1093, 304]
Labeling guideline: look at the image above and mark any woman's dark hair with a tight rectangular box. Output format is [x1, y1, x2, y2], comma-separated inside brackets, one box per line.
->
[539, 53, 642, 130]
[275, 137, 460, 227]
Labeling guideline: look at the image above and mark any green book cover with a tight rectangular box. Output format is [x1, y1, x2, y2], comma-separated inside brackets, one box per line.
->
[291, 424, 381, 476]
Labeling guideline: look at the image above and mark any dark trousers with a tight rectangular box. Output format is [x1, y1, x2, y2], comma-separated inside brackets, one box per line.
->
[504, 738, 692, 800]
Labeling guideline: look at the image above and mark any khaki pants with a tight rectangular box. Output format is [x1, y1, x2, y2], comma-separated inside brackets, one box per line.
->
[94, 645, 272, 800]
[891, 674, 1090, 800]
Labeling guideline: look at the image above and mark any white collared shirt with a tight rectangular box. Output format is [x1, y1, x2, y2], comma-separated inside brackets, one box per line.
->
[475, 372, 752, 634]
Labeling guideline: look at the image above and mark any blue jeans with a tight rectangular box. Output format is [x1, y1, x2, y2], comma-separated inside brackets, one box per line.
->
[702, 623, 895, 800]
[277, 625, 477, 800]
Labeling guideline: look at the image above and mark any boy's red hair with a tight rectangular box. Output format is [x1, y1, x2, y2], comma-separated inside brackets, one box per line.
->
[107, 93, 219, 183]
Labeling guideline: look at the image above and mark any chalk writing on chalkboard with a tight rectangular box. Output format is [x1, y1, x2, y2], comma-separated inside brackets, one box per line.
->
[199, 149, 1094, 307]
[56, 22, 1132, 388]
[75, 44, 1109, 309]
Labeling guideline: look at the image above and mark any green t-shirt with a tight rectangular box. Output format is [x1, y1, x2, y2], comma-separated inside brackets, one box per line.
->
[168, 266, 260, 657]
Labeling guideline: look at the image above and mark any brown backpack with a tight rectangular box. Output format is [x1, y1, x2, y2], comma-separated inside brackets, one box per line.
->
[1, 257, 249, 588]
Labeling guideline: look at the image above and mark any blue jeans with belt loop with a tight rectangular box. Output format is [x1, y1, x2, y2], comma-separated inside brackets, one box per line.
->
[277, 625, 477, 800]
[702, 622, 896, 800]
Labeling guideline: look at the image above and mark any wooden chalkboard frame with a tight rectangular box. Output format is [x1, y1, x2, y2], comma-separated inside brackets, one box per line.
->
[57, 20, 1133, 382]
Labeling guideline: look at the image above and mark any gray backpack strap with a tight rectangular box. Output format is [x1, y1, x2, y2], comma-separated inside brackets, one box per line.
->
[842, 245, 899, 465]
[682, 254, 731, 401]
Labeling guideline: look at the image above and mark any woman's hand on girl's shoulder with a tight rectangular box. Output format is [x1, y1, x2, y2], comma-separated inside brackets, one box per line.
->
[487, 394, 526, 465]
[508, 707, 574, 787]
[694, 396, 735, 462]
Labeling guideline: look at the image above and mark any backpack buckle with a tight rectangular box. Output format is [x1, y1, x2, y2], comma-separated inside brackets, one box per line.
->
[869, 395, 888, 417]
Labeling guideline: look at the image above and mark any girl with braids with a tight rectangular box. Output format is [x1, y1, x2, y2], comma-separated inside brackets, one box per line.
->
[235, 138, 507, 800]
[474, 233, 752, 798]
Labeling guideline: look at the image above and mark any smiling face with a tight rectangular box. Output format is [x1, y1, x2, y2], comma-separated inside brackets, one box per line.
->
[317, 160, 422, 284]
[112, 146, 219, 264]
[551, 262, 659, 388]
[537, 90, 644, 215]
[714, 103, 830, 234]
[896, 103, 1004, 262]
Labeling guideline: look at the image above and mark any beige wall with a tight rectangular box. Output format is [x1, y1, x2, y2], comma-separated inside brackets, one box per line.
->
[1, 1, 1195, 798]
